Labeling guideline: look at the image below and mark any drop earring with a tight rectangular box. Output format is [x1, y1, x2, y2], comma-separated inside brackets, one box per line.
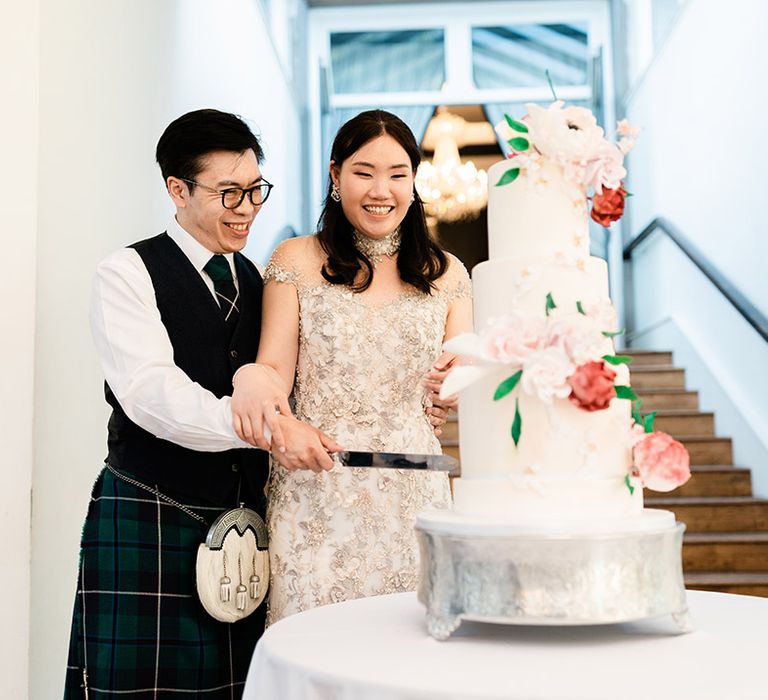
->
[331, 184, 341, 202]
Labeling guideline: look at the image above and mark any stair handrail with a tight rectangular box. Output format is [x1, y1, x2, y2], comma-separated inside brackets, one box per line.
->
[623, 217, 768, 344]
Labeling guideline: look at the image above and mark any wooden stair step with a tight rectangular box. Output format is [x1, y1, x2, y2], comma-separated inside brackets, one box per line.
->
[629, 365, 686, 389]
[646, 496, 768, 533]
[442, 441, 459, 462]
[684, 572, 768, 597]
[647, 465, 752, 498]
[652, 410, 714, 437]
[621, 349, 673, 365]
[682, 532, 768, 572]
[677, 436, 732, 465]
[634, 389, 699, 411]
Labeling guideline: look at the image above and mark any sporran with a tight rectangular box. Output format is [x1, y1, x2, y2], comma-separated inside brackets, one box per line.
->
[196, 505, 270, 623]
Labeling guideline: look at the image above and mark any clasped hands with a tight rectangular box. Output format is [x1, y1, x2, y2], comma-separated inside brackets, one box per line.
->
[231, 354, 459, 472]
[231, 364, 340, 473]
[422, 352, 459, 438]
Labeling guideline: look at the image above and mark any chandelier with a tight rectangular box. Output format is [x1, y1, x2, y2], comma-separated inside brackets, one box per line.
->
[416, 111, 488, 223]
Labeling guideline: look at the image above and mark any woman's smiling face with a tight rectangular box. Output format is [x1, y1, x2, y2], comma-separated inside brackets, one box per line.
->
[331, 134, 415, 239]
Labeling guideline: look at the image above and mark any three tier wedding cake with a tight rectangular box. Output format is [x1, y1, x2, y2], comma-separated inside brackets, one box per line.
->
[439, 101, 690, 526]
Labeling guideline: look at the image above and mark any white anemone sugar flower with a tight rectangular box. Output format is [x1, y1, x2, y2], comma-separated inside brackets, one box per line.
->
[521, 346, 574, 403]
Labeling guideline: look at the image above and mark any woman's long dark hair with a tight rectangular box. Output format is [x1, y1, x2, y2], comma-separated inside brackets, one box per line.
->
[317, 110, 447, 294]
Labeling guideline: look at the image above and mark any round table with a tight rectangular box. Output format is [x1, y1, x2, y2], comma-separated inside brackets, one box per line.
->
[243, 590, 768, 699]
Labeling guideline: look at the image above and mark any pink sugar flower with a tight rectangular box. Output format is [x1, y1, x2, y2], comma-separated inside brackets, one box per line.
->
[633, 431, 691, 492]
[568, 361, 617, 412]
[483, 314, 546, 366]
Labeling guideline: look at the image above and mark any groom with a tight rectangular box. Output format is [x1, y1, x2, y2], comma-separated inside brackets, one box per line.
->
[64, 109, 340, 698]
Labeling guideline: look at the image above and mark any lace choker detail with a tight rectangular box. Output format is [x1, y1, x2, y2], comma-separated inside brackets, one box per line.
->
[353, 228, 401, 267]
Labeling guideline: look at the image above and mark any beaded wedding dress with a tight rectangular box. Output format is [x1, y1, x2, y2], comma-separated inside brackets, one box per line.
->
[263, 235, 470, 624]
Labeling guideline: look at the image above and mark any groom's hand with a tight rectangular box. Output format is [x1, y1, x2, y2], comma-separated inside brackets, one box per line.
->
[232, 363, 292, 451]
[271, 415, 343, 473]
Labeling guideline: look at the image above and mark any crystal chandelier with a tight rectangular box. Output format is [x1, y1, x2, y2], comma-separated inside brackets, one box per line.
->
[416, 111, 488, 223]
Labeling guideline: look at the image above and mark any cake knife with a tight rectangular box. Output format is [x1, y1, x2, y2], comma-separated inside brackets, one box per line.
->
[337, 451, 458, 472]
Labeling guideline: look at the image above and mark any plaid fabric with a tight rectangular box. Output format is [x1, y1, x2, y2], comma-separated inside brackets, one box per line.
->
[64, 466, 265, 698]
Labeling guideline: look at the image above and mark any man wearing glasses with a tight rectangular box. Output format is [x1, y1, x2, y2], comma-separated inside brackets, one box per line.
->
[64, 109, 340, 698]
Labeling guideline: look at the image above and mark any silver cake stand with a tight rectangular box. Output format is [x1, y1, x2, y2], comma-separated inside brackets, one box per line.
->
[416, 510, 692, 640]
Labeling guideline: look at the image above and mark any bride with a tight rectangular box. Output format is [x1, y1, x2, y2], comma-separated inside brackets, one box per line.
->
[233, 110, 472, 623]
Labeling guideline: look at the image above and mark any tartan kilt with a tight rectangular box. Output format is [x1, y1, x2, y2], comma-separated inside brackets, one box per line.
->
[64, 466, 266, 699]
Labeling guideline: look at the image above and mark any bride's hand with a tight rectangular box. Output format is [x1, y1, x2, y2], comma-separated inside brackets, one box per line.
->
[232, 364, 292, 451]
[422, 352, 459, 437]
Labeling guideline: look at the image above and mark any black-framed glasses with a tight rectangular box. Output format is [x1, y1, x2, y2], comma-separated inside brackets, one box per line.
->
[180, 178, 274, 209]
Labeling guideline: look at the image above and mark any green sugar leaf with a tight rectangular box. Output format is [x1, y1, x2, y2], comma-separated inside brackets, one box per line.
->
[631, 400, 644, 426]
[508, 137, 530, 151]
[493, 370, 523, 401]
[602, 329, 626, 338]
[602, 354, 633, 366]
[511, 398, 522, 446]
[624, 474, 635, 495]
[615, 385, 638, 401]
[643, 411, 657, 433]
[545, 292, 557, 316]
[495, 168, 520, 186]
[576, 301, 586, 315]
[505, 115, 529, 133]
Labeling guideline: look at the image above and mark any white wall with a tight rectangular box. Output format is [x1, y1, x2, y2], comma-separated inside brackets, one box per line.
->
[28, 2, 304, 698]
[0, 2, 39, 697]
[624, 0, 768, 492]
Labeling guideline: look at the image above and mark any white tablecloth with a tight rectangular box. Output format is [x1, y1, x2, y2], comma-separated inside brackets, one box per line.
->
[243, 590, 768, 700]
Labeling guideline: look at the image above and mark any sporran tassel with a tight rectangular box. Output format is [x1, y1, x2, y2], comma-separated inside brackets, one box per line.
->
[236, 584, 247, 611]
[219, 575, 232, 603]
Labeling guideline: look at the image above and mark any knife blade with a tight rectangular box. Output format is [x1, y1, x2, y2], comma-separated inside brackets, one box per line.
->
[337, 451, 459, 472]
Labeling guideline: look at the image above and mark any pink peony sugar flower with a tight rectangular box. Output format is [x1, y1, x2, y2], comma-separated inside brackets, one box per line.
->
[483, 314, 547, 366]
[568, 361, 617, 412]
[633, 431, 691, 492]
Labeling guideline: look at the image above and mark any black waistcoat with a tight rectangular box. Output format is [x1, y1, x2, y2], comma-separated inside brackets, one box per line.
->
[104, 232, 268, 507]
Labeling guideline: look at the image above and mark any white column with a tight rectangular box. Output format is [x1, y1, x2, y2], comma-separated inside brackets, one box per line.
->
[0, 1, 39, 697]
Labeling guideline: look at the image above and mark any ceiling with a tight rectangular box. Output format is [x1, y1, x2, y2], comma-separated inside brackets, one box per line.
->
[307, 0, 507, 5]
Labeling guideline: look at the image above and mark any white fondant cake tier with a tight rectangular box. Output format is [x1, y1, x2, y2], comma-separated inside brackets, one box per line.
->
[487, 159, 589, 260]
[451, 473, 642, 521]
[472, 256, 610, 327]
[456, 364, 634, 513]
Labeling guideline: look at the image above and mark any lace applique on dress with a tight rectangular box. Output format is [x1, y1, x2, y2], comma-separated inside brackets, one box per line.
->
[264, 242, 471, 624]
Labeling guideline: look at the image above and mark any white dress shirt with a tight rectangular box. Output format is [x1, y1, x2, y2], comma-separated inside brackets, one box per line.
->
[90, 216, 253, 451]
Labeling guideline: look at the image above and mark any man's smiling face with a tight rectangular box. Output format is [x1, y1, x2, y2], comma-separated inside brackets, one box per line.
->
[170, 149, 263, 254]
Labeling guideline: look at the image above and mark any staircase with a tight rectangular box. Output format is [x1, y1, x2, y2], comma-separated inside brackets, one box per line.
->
[439, 349, 768, 596]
